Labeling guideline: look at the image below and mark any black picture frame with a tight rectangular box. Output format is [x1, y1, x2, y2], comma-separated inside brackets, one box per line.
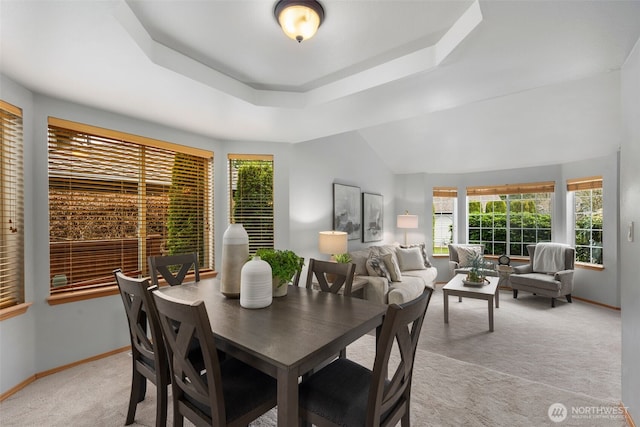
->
[362, 192, 383, 242]
[333, 183, 361, 241]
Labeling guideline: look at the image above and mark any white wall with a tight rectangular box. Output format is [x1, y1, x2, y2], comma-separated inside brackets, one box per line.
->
[620, 37, 640, 421]
[289, 131, 396, 266]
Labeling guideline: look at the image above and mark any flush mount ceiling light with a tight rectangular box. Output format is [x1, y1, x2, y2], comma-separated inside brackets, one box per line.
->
[274, 0, 324, 43]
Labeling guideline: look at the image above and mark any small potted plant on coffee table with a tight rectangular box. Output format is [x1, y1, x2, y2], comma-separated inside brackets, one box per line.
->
[464, 252, 489, 286]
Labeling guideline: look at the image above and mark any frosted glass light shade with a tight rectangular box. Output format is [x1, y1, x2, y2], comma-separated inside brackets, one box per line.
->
[275, 0, 324, 43]
[318, 231, 347, 255]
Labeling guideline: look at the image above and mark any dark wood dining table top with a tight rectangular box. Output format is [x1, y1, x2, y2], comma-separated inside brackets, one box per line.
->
[157, 277, 387, 425]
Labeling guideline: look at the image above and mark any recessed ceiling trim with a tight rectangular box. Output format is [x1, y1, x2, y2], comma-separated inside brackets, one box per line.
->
[115, 0, 482, 109]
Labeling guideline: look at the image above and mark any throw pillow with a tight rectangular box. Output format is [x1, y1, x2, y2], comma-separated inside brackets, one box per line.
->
[457, 245, 483, 267]
[349, 249, 371, 276]
[371, 245, 403, 281]
[365, 256, 391, 282]
[396, 247, 426, 271]
[379, 252, 402, 282]
[400, 242, 432, 268]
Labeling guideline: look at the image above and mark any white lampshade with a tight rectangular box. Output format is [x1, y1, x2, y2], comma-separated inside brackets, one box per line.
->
[318, 231, 347, 255]
[275, 0, 325, 43]
[397, 213, 419, 229]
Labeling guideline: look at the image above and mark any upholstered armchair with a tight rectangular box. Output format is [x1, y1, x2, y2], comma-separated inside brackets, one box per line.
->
[447, 244, 497, 279]
[510, 244, 575, 308]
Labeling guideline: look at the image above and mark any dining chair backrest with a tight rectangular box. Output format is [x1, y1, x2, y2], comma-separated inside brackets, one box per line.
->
[291, 257, 305, 287]
[305, 258, 356, 296]
[151, 290, 277, 426]
[148, 252, 200, 287]
[298, 287, 433, 427]
[368, 288, 432, 425]
[113, 269, 169, 427]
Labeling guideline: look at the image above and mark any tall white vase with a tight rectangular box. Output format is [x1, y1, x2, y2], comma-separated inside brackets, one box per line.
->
[221, 223, 249, 298]
[240, 256, 272, 309]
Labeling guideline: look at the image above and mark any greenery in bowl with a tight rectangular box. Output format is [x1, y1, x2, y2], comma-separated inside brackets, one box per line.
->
[253, 248, 304, 288]
[467, 252, 488, 283]
[333, 253, 352, 263]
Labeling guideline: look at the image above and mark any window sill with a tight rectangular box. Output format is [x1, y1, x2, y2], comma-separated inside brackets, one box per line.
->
[575, 262, 605, 271]
[432, 254, 449, 258]
[47, 270, 218, 306]
[0, 302, 33, 322]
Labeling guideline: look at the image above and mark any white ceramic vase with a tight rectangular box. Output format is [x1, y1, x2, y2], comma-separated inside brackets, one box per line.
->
[240, 256, 273, 309]
[221, 223, 249, 298]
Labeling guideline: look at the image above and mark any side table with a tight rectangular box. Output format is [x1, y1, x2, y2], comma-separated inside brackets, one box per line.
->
[497, 265, 513, 288]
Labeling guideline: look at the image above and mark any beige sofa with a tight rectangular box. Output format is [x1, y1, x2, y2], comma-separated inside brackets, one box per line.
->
[349, 243, 437, 305]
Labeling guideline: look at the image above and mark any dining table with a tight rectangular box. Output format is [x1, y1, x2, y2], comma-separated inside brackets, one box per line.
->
[157, 277, 387, 426]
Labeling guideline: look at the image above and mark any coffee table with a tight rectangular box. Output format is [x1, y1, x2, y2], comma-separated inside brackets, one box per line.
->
[443, 274, 500, 332]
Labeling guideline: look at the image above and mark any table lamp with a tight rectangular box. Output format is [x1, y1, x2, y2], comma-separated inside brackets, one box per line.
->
[397, 211, 418, 245]
[318, 231, 348, 260]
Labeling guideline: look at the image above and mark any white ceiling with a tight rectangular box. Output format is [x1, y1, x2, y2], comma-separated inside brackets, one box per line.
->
[2, 0, 639, 174]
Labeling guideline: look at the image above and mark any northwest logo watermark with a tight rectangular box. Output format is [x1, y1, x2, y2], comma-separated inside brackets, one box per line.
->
[548, 403, 626, 423]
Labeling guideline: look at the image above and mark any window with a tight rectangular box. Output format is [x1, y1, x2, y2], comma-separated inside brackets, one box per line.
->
[48, 118, 213, 293]
[467, 182, 554, 256]
[433, 187, 457, 255]
[568, 176, 603, 265]
[228, 154, 274, 255]
[0, 101, 24, 310]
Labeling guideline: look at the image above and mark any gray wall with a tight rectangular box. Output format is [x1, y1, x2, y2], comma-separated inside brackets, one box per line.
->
[620, 37, 640, 421]
[289, 131, 396, 266]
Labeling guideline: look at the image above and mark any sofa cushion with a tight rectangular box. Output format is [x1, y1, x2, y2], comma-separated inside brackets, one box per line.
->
[380, 253, 402, 282]
[349, 249, 371, 276]
[371, 245, 402, 281]
[399, 243, 432, 268]
[509, 272, 560, 291]
[457, 245, 483, 267]
[365, 256, 391, 282]
[396, 247, 426, 271]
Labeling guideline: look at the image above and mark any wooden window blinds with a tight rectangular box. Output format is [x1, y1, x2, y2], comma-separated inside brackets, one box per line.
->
[567, 176, 603, 191]
[467, 181, 555, 196]
[48, 117, 213, 292]
[228, 154, 274, 254]
[0, 101, 25, 309]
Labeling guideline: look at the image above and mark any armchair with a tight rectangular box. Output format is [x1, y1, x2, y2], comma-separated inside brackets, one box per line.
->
[510, 244, 575, 308]
[448, 244, 497, 279]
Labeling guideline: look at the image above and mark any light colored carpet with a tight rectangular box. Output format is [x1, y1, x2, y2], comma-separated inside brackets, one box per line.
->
[0, 288, 625, 426]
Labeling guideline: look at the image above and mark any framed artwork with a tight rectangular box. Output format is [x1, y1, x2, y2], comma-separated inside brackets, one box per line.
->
[362, 193, 383, 242]
[333, 183, 361, 241]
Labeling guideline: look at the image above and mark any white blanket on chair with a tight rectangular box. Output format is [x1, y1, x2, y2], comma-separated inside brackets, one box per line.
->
[533, 243, 568, 273]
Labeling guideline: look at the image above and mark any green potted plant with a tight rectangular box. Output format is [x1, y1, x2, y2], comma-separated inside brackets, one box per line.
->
[333, 253, 352, 264]
[465, 252, 489, 285]
[254, 248, 304, 297]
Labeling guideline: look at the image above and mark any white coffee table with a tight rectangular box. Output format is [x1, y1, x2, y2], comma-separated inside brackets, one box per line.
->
[443, 274, 500, 332]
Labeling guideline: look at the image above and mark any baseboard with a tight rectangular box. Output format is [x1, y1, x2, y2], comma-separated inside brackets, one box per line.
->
[623, 403, 636, 427]
[0, 375, 37, 402]
[572, 296, 620, 311]
[0, 345, 130, 402]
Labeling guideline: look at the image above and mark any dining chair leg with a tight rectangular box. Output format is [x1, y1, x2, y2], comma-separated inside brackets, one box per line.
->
[126, 370, 145, 424]
[155, 384, 167, 427]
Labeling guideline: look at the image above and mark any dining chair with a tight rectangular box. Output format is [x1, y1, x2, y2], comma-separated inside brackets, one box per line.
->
[305, 258, 356, 359]
[148, 252, 200, 287]
[113, 269, 169, 427]
[151, 290, 278, 427]
[298, 287, 433, 427]
[305, 258, 356, 296]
